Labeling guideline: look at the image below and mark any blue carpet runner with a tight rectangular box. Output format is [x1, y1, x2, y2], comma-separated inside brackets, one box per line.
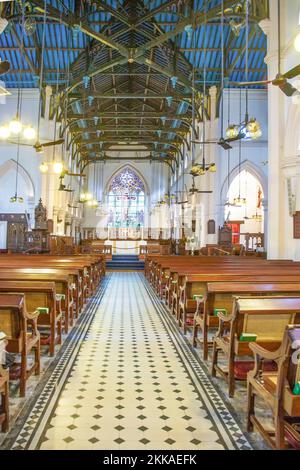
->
[106, 254, 145, 270]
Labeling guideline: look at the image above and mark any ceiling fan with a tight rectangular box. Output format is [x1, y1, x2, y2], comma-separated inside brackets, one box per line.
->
[187, 178, 212, 195]
[175, 191, 188, 206]
[191, 133, 244, 150]
[230, 0, 300, 97]
[60, 169, 86, 178]
[8, 138, 65, 153]
[222, 200, 242, 208]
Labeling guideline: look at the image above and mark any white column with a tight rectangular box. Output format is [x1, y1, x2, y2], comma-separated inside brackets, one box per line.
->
[260, 11, 286, 259]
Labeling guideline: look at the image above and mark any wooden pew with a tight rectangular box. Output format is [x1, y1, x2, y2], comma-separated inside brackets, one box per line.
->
[192, 282, 300, 360]
[0, 281, 62, 356]
[211, 297, 300, 397]
[0, 294, 40, 396]
[247, 325, 300, 449]
[176, 269, 300, 325]
[0, 262, 85, 316]
[0, 272, 74, 334]
[0, 253, 105, 301]
[0, 338, 9, 432]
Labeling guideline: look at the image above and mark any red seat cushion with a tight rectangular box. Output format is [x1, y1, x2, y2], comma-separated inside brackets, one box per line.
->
[234, 360, 277, 381]
[40, 333, 51, 346]
[9, 364, 21, 380]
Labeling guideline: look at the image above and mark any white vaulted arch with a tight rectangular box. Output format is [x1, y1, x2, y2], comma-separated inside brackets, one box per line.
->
[0, 159, 35, 198]
[0, 159, 35, 215]
[220, 160, 267, 206]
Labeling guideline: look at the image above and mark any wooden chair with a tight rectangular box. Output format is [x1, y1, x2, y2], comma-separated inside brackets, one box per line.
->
[0, 339, 9, 432]
[247, 325, 300, 449]
[211, 297, 300, 397]
[0, 294, 41, 397]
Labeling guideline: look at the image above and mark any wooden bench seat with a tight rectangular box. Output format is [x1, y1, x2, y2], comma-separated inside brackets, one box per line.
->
[247, 325, 300, 449]
[0, 264, 85, 316]
[192, 282, 300, 360]
[211, 297, 300, 397]
[0, 294, 40, 397]
[0, 339, 9, 432]
[176, 270, 300, 324]
[0, 281, 62, 356]
[0, 272, 74, 334]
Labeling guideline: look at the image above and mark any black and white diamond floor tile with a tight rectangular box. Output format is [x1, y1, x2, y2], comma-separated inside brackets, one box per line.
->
[2, 273, 256, 450]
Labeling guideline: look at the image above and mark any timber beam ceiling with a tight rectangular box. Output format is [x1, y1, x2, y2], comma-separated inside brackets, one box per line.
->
[1, 0, 269, 164]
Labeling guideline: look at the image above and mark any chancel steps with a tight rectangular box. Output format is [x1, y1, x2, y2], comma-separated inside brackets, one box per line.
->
[106, 255, 145, 271]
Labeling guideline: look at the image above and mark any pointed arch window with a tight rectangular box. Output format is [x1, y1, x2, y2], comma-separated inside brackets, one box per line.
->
[107, 167, 145, 228]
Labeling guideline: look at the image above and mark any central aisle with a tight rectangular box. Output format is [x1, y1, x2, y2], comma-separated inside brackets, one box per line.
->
[9, 273, 252, 450]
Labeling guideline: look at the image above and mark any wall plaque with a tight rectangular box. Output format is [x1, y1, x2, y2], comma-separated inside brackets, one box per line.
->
[293, 211, 300, 239]
[207, 219, 216, 235]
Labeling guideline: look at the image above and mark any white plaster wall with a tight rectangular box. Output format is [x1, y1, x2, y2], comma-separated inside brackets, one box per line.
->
[264, 0, 300, 259]
[0, 90, 41, 221]
[170, 88, 268, 247]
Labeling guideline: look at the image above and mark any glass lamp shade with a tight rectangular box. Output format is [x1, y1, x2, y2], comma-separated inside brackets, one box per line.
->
[80, 192, 93, 202]
[39, 162, 49, 173]
[53, 162, 64, 174]
[226, 124, 240, 139]
[190, 166, 201, 176]
[0, 125, 10, 139]
[87, 199, 98, 208]
[294, 32, 300, 52]
[9, 117, 23, 135]
[251, 128, 262, 140]
[246, 118, 262, 139]
[23, 126, 36, 140]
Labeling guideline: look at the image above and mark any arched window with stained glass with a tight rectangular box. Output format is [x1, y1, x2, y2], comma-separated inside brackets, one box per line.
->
[107, 167, 145, 228]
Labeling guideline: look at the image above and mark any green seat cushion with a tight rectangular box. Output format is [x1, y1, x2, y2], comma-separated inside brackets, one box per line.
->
[239, 333, 258, 342]
[36, 307, 49, 315]
[214, 308, 227, 317]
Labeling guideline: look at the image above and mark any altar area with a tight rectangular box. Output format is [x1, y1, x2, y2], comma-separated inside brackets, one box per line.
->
[105, 239, 146, 254]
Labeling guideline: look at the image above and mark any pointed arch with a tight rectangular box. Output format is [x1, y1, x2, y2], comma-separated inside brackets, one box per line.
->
[105, 163, 149, 196]
[105, 164, 147, 229]
[0, 159, 35, 199]
[220, 160, 267, 205]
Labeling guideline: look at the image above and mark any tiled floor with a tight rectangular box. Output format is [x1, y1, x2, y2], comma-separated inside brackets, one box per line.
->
[2, 273, 253, 450]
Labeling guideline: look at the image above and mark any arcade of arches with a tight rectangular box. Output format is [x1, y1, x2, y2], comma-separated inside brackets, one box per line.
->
[1, 0, 300, 454]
